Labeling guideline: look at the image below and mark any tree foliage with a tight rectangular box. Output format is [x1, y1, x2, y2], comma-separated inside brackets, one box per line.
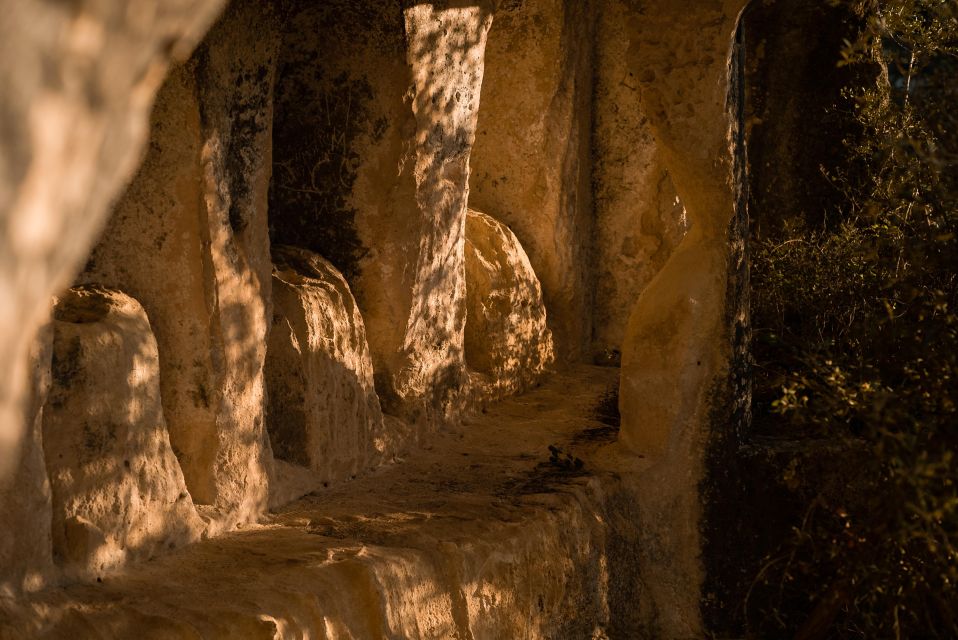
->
[747, 1, 958, 636]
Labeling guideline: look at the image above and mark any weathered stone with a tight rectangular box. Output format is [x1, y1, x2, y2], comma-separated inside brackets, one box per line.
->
[591, 0, 688, 360]
[0, 0, 226, 590]
[616, 1, 750, 635]
[266, 245, 391, 485]
[0, 1, 783, 636]
[43, 286, 204, 580]
[465, 210, 554, 399]
[270, 2, 493, 424]
[77, 0, 278, 531]
[469, 0, 597, 361]
[398, 4, 494, 416]
[618, 0, 746, 450]
[268, 1, 409, 283]
[0, 325, 55, 597]
[4, 368, 637, 640]
[0, 0, 225, 486]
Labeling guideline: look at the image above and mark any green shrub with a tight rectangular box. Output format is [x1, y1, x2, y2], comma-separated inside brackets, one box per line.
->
[747, 1, 958, 636]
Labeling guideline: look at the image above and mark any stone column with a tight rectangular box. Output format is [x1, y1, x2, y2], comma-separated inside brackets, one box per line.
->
[269, 1, 493, 426]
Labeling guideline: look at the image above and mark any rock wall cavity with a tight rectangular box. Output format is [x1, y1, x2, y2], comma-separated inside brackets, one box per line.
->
[270, 1, 493, 425]
[468, 0, 597, 362]
[77, 0, 278, 530]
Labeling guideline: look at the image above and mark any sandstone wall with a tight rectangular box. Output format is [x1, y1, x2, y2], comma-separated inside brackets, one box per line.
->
[617, 0, 750, 634]
[0, 325, 55, 596]
[77, 0, 277, 531]
[0, 0, 224, 521]
[0, 0, 224, 597]
[591, 0, 688, 361]
[268, 1, 410, 282]
[468, 0, 596, 362]
[0, 0, 767, 634]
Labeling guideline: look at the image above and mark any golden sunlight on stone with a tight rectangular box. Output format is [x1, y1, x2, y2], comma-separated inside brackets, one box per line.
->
[0, 0, 773, 636]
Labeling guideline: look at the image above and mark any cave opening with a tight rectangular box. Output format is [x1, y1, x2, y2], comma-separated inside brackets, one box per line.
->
[701, 1, 892, 635]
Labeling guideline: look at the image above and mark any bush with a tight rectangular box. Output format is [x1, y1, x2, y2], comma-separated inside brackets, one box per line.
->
[747, 1, 958, 636]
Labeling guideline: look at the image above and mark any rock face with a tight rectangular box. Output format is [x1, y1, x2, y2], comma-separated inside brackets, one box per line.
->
[0, 0, 224, 600]
[619, 0, 745, 453]
[269, 0, 414, 418]
[269, 1, 493, 423]
[0, 0, 778, 635]
[5, 368, 637, 640]
[591, 0, 689, 361]
[77, 0, 278, 531]
[43, 286, 203, 579]
[465, 210, 554, 398]
[616, 0, 750, 634]
[266, 246, 389, 484]
[469, 0, 596, 361]
[0, 326, 55, 596]
[0, 0, 223, 580]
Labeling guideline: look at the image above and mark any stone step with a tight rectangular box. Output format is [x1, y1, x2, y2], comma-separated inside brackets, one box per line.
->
[3, 367, 648, 640]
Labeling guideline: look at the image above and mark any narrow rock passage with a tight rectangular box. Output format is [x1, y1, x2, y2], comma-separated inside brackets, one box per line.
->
[5, 366, 648, 640]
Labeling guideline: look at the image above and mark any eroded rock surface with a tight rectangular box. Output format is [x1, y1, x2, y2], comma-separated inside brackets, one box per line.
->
[270, 2, 492, 424]
[591, 0, 689, 360]
[469, 0, 596, 361]
[0, 1, 768, 635]
[0, 326, 55, 596]
[43, 286, 203, 580]
[0, 0, 223, 543]
[3, 367, 652, 640]
[78, 0, 278, 531]
[267, 246, 392, 484]
[617, 1, 750, 635]
[465, 209, 554, 399]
